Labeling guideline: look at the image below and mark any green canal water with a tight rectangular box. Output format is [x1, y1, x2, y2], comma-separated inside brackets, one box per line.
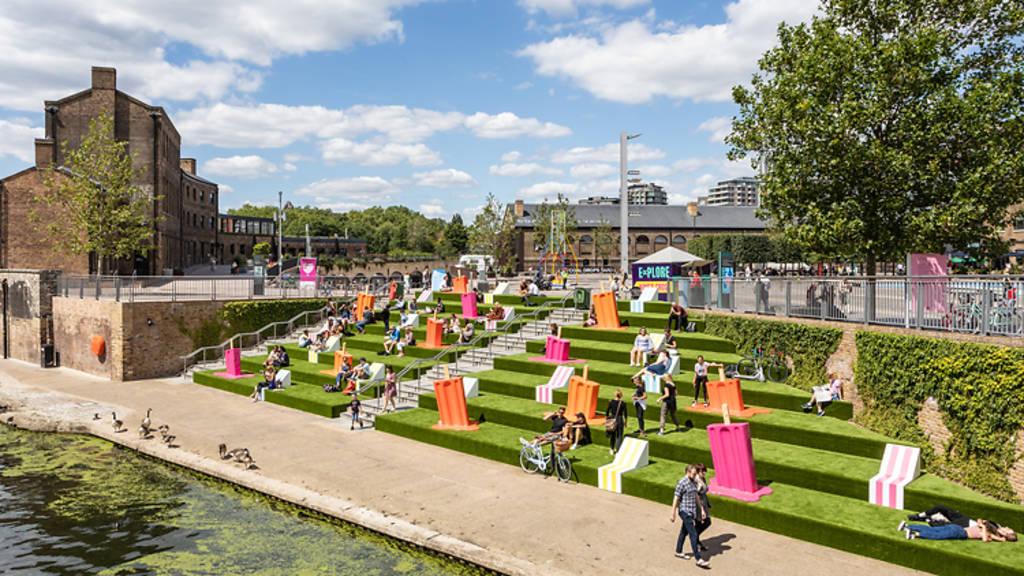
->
[0, 427, 490, 575]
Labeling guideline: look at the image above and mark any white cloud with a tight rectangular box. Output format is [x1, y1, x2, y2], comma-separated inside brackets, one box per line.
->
[697, 116, 732, 143]
[551, 142, 664, 164]
[320, 138, 441, 166]
[218, 184, 235, 195]
[673, 157, 718, 173]
[489, 162, 563, 177]
[569, 163, 616, 180]
[0, 118, 43, 163]
[282, 162, 297, 172]
[501, 150, 523, 162]
[413, 168, 477, 188]
[635, 164, 672, 178]
[518, 181, 579, 199]
[514, 81, 534, 91]
[0, 1, 423, 111]
[202, 155, 279, 178]
[519, 0, 816, 104]
[295, 176, 398, 210]
[420, 200, 446, 217]
[464, 112, 572, 139]
[177, 103, 570, 150]
[519, 0, 649, 18]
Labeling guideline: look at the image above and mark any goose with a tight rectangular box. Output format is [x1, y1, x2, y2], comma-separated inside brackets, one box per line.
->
[161, 433, 176, 447]
[139, 408, 152, 437]
[218, 443, 250, 461]
[237, 452, 257, 470]
[92, 413, 101, 421]
[111, 412, 124, 433]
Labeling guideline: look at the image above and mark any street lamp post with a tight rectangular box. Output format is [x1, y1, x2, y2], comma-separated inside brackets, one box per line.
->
[619, 132, 641, 276]
[277, 191, 283, 274]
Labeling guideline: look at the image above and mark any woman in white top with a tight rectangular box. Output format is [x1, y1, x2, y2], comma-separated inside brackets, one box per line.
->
[693, 355, 710, 407]
[630, 327, 653, 366]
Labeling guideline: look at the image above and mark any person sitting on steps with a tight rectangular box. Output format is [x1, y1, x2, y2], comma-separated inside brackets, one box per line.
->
[486, 302, 505, 321]
[630, 327, 653, 367]
[803, 373, 843, 417]
[567, 411, 592, 450]
[668, 302, 689, 332]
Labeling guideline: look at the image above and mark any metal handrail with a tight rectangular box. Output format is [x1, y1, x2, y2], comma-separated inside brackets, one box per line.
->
[365, 293, 576, 410]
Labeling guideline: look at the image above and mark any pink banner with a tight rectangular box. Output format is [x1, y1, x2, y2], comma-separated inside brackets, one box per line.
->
[299, 257, 317, 288]
[908, 253, 948, 313]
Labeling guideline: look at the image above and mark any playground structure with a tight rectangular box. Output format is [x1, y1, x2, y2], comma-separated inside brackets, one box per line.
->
[869, 444, 922, 510]
[536, 366, 574, 404]
[706, 407, 773, 502]
[598, 437, 650, 493]
[535, 208, 580, 288]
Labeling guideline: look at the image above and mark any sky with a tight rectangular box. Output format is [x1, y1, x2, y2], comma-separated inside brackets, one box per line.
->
[0, 0, 819, 220]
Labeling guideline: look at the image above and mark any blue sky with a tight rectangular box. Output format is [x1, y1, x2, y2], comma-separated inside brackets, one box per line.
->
[0, 0, 817, 219]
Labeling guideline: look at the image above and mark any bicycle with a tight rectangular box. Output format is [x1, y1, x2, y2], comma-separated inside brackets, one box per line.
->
[519, 437, 572, 483]
[727, 345, 790, 383]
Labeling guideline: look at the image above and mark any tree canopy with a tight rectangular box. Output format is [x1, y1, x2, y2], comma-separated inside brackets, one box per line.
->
[728, 0, 1024, 272]
[469, 193, 519, 274]
[35, 112, 155, 273]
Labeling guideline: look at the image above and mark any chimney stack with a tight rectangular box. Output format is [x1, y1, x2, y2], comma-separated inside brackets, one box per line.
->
[34, 139, 55, 168]
[91, 66, 116, 91]
[514, 199, 525, 217]
[180, 158, 197, 175]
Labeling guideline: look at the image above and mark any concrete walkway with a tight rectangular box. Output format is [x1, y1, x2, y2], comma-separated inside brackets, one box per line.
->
[0, 360, 923, 576]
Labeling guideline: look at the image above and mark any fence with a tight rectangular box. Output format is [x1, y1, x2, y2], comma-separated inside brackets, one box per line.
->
[58, 274, 402, 303]
[672, 275, 1024, 337]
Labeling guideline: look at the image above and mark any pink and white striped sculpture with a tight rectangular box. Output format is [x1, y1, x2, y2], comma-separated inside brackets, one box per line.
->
[535, 366, 574, 403]
[707, 422, 772, 502]
[869, 444, 921, 510]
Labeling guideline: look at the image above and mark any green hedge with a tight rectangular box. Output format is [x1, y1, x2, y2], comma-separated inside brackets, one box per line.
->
[855, 331, 1024, 502]
[221, 298, 333, 335]
[703, 314, 842, 391]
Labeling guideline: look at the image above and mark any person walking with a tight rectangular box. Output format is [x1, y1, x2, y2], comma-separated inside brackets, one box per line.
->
[631, 376, 647, 437]
[670, 464, 710, 569]
[658, 377, 680, 435]
[381, 366, 398, 413]
[605, 390, 628, 455]
[695, 463, 712, 553]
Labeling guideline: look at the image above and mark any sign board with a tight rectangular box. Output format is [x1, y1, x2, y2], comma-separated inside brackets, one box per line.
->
[631, 262, 682, 296]
[431, 269, 447, 292]
[907, 253, 949, 314]
[299, 257, 317, 289]
[718, 252, 734, 308]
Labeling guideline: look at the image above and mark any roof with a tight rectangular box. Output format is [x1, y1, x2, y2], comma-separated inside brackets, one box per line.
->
[514, 203, 767, 230]
[634, 246, 706, 265]
[182, 170, 218, 187]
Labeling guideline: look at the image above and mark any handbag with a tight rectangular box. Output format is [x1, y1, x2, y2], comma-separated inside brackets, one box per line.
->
[604, 401, 623, 432]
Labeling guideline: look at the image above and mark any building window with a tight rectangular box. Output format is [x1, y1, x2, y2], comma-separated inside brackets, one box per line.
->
[672, 234, 687, 245]
[1014, 214, 1024, 231]
[200, 190, 205, 202]
[654, 235, 668, 249]
[635, 235, 651, 255]
[230, 244, 235, 255]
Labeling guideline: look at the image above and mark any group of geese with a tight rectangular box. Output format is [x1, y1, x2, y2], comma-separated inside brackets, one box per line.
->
[92, 408, 257, 471]
[96, 409, 175, 446]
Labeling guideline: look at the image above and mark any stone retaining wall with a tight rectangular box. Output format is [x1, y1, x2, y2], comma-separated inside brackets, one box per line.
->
[0, 269, 60, 364]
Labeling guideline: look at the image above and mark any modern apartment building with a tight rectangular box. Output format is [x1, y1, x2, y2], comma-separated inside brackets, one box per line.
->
[700, 177, 760, 207]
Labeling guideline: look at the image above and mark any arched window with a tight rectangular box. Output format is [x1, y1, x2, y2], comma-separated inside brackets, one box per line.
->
[654, 235, 668, 249]
[580, 234, 593, 244]
[634, 235, 651, 256]
[672, 234, 687, 246]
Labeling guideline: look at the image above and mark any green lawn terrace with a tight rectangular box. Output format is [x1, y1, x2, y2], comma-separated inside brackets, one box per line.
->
[376, 301, 1024, 575]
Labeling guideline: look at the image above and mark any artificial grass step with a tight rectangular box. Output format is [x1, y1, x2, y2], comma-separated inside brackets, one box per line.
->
[467, 369, 887, 459]
[558, 325, 734, 354]
[412, 391, 1018, 530]
[434, 291, 565, 307]
[615, 310, 707, 332]
[375, 409, 1024, 576]
[523, 338, 742, 367]
[192, 371, 360, 418]
[242, 353, 438, 388]
[491, 353, 852, 420]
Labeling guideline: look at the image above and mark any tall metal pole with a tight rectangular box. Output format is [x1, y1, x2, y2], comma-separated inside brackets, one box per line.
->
[619, 132, 629, 276]
[277, 190, 283, 272]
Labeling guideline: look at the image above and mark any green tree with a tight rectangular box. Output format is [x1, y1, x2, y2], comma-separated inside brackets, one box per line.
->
[35, 113, 156, 273]
[441, 214, 470, 256]
[469, 193, 517, 269]
[252, 242, 272, 258]
[592, 217, 619, 267]
[729, 0, 1024, 274]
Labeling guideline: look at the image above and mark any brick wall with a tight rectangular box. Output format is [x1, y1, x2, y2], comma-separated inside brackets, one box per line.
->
[53, 296, 229, 381]
[0, 270, 60, 363]
[1, 170, 91, 273]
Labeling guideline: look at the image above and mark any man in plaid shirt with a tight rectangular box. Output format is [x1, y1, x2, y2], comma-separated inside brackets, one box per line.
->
[670, 464, 710, 569]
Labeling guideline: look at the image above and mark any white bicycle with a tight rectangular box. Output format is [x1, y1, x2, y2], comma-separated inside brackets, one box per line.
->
[519, 437, 572, 483]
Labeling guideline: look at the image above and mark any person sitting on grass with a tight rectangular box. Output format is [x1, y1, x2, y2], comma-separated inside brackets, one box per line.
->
[338, 304, 353, 334]
[472, 286, 484, 303]
[567, 411, 592, 450]
[900, 513, 1017, 542]
[457, 320, 475, 345]
[349, 392, 365, 430]
[802, 373, 843, 417]
[582, 304, 598, 327]
[323, 358, 354, 393]
[486, 302, 505, 321]
[382, 325, 402, 355]
[354, 307, 377, 334]
[533, 406, 570, 445]
[668, 302, 688, 332]
[274, 345, 290, 368]
[398, 327, 416, 357]
[298, 330, 312, 348]
[251, 367, 278, 402]
[630, 327, 653, 367]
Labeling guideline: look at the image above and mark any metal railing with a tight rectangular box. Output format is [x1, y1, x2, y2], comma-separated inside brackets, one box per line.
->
[672, 275, 1024, 337]
[179, 305, 336, 375]
[59, 274, 394, 302]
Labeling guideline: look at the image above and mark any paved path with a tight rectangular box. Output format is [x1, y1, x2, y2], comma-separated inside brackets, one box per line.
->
[0, 360, 923, 576]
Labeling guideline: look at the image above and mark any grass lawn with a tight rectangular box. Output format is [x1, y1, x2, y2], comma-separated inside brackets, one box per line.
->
[192, 371, 366, 418]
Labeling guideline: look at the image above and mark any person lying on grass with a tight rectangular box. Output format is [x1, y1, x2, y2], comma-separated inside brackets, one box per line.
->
[802, 373, 843, 417]
[900, 515, 1017, 542]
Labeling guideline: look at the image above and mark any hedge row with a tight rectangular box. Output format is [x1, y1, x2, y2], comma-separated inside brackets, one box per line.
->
[855, 331, 1024, 502]
[221, 298, 334, 335]
[703, 314, 842, 391]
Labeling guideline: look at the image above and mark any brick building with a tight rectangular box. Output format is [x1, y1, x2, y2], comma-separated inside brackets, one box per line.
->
[0, 66, 220, 274]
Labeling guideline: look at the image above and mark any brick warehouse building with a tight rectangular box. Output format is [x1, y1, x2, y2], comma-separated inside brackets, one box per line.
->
[0, 66, 219, 274]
